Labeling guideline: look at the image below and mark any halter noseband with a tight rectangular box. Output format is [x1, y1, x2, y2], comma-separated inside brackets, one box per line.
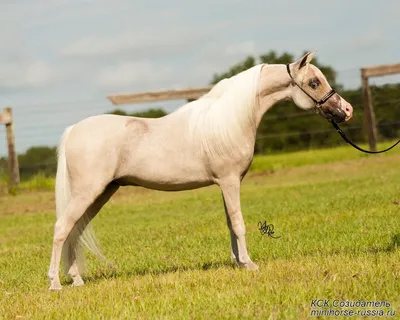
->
[286, 64, 336, 107]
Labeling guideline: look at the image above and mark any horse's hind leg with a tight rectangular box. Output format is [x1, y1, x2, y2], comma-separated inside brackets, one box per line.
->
[66, 182, 119, 286]
[64, 227, 84, 287]
[48, 183, 110, 290]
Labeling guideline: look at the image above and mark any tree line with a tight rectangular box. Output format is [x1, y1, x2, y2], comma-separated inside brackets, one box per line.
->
[1, 51, 399, 180]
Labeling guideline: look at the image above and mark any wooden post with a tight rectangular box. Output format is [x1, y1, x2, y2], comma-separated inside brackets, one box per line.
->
[0, 107, 20, 191]
[361, 71, 377, 152]
[360, 63, 400, 152]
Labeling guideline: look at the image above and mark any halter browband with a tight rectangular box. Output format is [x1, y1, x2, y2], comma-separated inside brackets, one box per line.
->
[286, 64, 336, 107]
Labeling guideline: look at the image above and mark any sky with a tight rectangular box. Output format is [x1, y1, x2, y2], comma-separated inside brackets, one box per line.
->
[0, 0, 399, 156]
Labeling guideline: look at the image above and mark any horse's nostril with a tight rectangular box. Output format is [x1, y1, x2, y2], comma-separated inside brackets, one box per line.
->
[344, 104, 353, 114]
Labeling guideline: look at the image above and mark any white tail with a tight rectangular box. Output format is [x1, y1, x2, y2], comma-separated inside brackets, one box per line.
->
[55, 125, 108, 275]
[55, 126, 73, 221]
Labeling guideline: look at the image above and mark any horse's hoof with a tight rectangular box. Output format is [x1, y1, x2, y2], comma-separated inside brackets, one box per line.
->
[49, 282, 63, 291]
[72, 278, 85, 287]
[243, 261, 259, 271]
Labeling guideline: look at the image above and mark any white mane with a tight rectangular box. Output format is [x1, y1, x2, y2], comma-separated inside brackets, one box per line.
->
[182, 65, 263, 157]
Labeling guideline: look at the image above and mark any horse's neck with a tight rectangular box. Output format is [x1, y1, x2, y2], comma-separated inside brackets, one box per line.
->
[254, 64, 292, 128]
[188, 64, 292, 158]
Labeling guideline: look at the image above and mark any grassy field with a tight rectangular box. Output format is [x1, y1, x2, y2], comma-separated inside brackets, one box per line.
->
[1, 143, 400, 319]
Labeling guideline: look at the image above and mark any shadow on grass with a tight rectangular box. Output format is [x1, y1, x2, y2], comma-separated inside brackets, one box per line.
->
[65, 234, 400, 286]
[367, 233, 400, 254]
[79, 259, 236, 285]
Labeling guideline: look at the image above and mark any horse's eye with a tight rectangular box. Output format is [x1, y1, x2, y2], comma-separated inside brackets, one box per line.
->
[309, 81, 319, 89]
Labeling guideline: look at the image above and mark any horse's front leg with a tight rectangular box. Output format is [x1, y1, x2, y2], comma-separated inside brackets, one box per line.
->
[220, 178, 259, 270]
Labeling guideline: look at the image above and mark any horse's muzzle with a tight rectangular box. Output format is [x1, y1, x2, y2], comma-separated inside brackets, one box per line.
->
[318, 106, 347, 123]
[319, 100, 353, 123]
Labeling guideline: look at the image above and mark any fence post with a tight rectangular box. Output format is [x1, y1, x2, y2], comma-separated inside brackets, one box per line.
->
[361, 69, 378, 152]
[0, 107, 20, 191]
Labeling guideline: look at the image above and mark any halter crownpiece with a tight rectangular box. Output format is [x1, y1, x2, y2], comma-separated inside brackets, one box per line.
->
[286, 63, 400, 154]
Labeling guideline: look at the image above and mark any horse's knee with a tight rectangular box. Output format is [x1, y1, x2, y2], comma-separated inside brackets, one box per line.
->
[232, 224, 246, 237]
[229, 212, 246, 237]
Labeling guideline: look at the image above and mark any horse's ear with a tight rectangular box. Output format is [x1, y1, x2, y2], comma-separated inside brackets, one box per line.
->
[293, 50, 317, 71]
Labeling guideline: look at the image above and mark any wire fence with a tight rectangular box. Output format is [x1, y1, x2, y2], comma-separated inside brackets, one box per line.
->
[0, 66, 399, 179]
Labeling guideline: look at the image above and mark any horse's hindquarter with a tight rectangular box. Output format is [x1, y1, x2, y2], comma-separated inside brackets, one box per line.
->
[65, 115, 129, 188]
[116, 114, 213, 191]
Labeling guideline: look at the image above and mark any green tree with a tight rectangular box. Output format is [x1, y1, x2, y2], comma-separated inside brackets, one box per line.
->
[211, 56, 256, 84]
[0, 146, 58, 180]
[109, 108, 129, 116]
[108, 108, 167, 118]
[211, 50, 341, 90]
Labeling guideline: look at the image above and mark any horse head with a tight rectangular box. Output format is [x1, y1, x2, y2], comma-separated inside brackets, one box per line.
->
[287, 51, 353, 123]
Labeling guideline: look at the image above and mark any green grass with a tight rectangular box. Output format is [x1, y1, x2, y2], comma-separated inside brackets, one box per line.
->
[1, 144, 400, 319]
[0, 173, 55, 196]
[250, 139, 400, 172]
[20, 173, 55, 191]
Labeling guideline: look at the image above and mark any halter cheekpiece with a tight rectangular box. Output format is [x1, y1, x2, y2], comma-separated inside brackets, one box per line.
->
[286, 64, 336, 107]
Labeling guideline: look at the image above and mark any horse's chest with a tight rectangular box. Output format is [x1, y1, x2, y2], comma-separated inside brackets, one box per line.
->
[208, 147, 254, 178]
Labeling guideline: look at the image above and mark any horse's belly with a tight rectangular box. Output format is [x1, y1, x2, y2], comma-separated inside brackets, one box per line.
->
[117, 139, 213, 191]
[114, 175, 213, 191]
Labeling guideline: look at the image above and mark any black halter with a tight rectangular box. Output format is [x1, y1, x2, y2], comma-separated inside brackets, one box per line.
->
[286, 64, 400, 154]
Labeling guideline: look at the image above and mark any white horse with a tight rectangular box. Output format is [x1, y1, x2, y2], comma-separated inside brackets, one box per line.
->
[48, 51, 353, 290]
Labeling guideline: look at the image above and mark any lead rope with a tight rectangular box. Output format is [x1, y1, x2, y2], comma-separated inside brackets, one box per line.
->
[330, 120, 400, 154]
